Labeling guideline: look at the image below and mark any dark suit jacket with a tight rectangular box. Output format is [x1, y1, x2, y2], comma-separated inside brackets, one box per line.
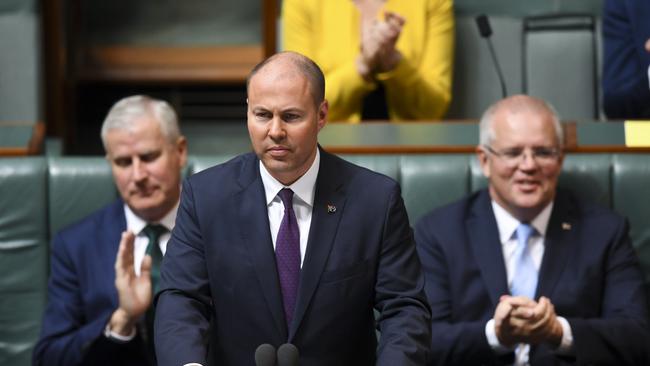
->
[602, 0, 650, 119]
[155, 150, 431, 366]
[415, 189, 650, 366]
[33, 200, 153, 366]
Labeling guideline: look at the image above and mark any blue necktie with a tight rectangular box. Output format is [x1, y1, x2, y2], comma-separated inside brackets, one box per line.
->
[510, 223, 538, 299]
[275, 188, 300, 327]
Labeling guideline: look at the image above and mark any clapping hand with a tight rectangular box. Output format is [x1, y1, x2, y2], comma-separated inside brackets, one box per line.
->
[494, 295, 563, 348]
[357, 10, 405, 79]
[109, 231, 153, 336]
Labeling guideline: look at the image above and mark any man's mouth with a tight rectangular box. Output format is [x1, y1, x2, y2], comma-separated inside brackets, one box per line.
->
[514, 179, 540, 192]
[267, 146, 291, 157]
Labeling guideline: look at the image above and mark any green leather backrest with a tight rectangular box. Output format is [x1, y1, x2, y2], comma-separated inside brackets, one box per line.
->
[613, 155, 650, 282]
[0, 4, 40, 122]
[400, 154, 473, 223]
[0, 157, 48, 365]
[560, 154, 611, 207]
[339, 155, 400, 181]
[48, 157, 117, 236]
[524, 14, 598, 120]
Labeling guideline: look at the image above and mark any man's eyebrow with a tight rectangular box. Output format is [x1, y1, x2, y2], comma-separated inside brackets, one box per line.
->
[281, 107, 305, 114]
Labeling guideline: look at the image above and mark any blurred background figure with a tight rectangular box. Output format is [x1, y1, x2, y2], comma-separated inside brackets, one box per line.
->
[602, 0, 650, 119]
[282, 0, 454, 122]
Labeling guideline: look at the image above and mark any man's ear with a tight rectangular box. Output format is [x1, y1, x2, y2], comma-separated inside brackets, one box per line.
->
[176, 136, 188, 168]
[317, 100, 328, 131]
[476, 146, 491, 178]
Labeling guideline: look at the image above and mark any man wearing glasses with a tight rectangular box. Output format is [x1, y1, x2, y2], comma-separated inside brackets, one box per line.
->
[415, 95, 649, 365]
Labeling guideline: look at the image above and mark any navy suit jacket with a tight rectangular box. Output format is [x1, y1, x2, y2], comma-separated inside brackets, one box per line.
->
[602, 0, 650, 119]
[33, 200, 153, 366]
[155, 150, 431, 366]
[415, 189, 649, 366]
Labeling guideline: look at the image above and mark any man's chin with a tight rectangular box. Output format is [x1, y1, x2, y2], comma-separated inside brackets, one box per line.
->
[513, 195, 549, 211]
[127, 197, 164, 216]
[262, 158, 292, 172]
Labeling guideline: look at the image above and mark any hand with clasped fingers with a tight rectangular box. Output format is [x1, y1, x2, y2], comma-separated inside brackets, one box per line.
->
[494, 295, 564, 348]
[108, 231, 153, 336]
[354, 0, 406, 81]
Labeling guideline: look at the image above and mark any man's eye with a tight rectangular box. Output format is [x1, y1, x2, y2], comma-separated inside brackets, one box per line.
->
[534, 149, 555, 158]
[140, 152, 161, 163]
[284, 113, 300, 121]
[502, 150, 522, 159]
[256, 111, 271, 119]
[114, 158, 132, 167]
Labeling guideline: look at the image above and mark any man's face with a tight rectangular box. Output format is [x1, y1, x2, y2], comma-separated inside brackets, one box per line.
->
[105, 116, 187, 222]
[477, 108, 564, 221]
[247, 63, 327, 185]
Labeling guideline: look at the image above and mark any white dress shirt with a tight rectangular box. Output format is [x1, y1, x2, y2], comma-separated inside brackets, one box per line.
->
[124, 203, 177, 275]
[105, 202, 178, 342]
[259, 149, 320, 267]
[484, 200, 573, 365]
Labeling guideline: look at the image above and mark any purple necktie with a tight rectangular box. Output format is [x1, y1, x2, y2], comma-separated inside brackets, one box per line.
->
[275, 188, 300, 326]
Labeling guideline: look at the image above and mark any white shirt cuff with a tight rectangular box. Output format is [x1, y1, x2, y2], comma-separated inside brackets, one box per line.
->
[556, 316, 574, 353]
[183, 364, 203, 366]
[485, 318, 514, 353]
[646, 64, 650, 90]
[104, 322, 136, 343]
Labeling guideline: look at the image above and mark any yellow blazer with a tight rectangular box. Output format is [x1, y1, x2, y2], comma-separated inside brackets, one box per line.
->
[282, 0, 454, 122]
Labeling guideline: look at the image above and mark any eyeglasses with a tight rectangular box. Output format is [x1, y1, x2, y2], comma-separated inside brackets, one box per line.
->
[483, 145, 561, 167]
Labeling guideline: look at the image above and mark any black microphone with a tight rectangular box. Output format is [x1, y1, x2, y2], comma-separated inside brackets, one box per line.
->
[255, 344, 277, 366]
[475, 14, 508, 98]
[276, 343, 299, 366]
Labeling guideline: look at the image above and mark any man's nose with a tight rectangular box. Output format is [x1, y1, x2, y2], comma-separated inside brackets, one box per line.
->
[132, 159, 148, 181]
[268, 118, 286, 141]
[518, 150, 539, 170]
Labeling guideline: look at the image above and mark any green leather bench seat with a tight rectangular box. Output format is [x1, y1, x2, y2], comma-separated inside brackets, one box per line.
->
[1, 151, 649, 365]
[0, 158, 48, 365]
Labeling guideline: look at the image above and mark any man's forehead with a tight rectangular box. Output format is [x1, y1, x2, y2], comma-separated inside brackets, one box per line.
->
[248, 70, 312, 104]
[251, 66, 307, 87]
[105, 130, 167, 155]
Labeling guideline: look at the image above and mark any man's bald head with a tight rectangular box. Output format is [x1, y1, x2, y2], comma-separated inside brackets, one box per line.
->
[246, 51, 325, 108]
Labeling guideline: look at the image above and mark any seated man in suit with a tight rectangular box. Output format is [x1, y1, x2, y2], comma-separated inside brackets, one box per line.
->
[415, 95, 650, 365]
[154, 51, 431, 366]
[33, 95, 188, 366]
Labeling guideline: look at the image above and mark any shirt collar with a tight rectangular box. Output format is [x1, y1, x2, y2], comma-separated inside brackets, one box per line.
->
[124, 199, 179, 236]
[491, 199, 554, 243]
[259, 148, 320, 207]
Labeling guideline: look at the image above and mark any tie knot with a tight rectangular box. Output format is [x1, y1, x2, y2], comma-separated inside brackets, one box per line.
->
[516, 223, 535, 244]
[278, 188, 294, 209]
[143, 224, 168, 243]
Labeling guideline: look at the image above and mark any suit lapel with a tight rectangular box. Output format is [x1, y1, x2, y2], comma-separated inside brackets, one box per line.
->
[467, 190, 509, 307]
[235, 154, 288, 338]
[289, 151, 346, 340]
[536, 192, 576, 298]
